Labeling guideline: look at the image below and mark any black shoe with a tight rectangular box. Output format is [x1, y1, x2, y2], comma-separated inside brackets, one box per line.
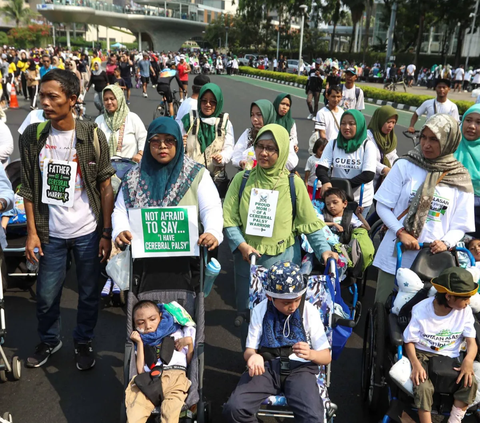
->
[26, 341, 62, 368]
[74, 340, 95, 371]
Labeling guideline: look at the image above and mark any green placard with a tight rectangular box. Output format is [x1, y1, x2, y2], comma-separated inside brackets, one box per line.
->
[141, 208, 190, 253]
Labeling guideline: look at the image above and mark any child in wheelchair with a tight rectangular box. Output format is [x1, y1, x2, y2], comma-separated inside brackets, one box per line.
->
[404, 267, 478, 423]
[223, 261, 331, 423]
[126, 300, 195, 423]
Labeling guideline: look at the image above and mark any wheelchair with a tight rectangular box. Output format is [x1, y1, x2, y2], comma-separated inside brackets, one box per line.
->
[361, 241, 480, 422]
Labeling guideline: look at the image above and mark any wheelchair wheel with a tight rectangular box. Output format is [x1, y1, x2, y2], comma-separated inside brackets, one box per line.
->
[361, 302, 387, 414]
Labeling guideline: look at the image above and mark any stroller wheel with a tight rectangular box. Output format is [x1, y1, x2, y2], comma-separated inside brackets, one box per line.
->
[12, 356, 21, 380]
[2, 412, 12, 422]
[0, 358, 7, 382]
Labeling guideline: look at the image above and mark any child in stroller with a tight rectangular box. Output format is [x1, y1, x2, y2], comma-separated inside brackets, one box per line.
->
[223, 261, 331, 422]
[126, 299, 196, 423]
[404, 267, 478, 423]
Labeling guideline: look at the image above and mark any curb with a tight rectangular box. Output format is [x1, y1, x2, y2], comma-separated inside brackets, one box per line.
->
[239, 73, 417, 112]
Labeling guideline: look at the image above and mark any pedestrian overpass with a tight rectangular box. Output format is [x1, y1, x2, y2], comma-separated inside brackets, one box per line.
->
[37, 1, 208, 51]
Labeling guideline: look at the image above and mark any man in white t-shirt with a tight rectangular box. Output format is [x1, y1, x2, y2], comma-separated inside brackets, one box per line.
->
[408, 79, 459, 132]
[273, 58, 278, 72]
[464, 67, 473, 92]
[313, 85, 344, 144]
[340, 68, 365, 111]
[404, 268, 478, 423]
[453, 65, 464, 93]
[19, 69, 115, 371]
[407, 64, 416, 87]
[175, 73, 210, 128]
[473, 68, 480, 88]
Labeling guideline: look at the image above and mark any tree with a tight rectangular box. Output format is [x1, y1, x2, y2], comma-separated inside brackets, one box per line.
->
[0, 0, 37, 27]
[362, 0, 373, 62]
[343, 0, 365, 53]
[8, 23, 50, 48]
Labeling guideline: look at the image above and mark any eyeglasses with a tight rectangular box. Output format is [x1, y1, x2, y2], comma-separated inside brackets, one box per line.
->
[201, 99, 217, 106]
[255, 143, 278, 155]
[150, 138, 177, 149]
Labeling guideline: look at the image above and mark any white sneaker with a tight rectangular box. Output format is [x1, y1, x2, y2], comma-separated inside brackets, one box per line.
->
[101, 278, 112, 297]
[307, 114, 313, 120]
[180, 98, 183, 103]
[143, 92, 148, 98]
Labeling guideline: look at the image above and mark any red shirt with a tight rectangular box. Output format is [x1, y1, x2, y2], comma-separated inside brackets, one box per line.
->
[177, 63, 189, 81]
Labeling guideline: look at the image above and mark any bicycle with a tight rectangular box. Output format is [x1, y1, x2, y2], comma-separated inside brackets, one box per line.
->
[383, 78, 407, 92]
[152, 89, 181, 120]
[403, 130, 421, 147]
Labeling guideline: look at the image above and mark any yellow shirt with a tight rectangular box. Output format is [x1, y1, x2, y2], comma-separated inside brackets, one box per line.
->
[17, 60, 28, 72]
[92, 57, 101, 67]
[8, 62, 16, 74]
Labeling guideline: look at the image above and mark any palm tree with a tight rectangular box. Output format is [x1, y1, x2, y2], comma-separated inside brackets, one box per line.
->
[344, 0, 365, 53]
[0, 0, 37, 27]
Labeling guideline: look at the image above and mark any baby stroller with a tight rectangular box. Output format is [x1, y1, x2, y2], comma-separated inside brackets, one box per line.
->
[361, 242, 480, 422]
[2, 159, 35, 291]
[0, 262, 22, 422]
[120, 246, 211, 423]
[245, 255, 359, 421]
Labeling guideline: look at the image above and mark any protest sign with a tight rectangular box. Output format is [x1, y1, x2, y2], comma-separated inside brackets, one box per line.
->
[41, 159, 77, 208]
[245, 188, 279, 238]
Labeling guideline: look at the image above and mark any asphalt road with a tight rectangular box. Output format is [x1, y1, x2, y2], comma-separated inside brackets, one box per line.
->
[0, 74, 456, 423]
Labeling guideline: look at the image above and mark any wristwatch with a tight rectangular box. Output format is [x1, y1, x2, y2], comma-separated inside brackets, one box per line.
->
[103, 227, 113, 235]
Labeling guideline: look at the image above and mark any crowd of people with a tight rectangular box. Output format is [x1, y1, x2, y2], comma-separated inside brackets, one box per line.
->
[2, 44, 480, 423]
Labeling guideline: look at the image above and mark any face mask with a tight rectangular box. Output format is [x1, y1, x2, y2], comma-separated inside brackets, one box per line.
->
[136, 327, 145, 334]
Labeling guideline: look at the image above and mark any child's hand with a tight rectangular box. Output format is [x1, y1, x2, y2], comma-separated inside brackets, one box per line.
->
[333, 223, 344, 232]
[247, 353, 265, 377]
[130, 331, 141, 344]
[356, 206, 364, 216]
[455, 357, 475, 387]
[175, 336, 193, 351]
[410, 362, 427, 386]
[293, 342, 311, 360]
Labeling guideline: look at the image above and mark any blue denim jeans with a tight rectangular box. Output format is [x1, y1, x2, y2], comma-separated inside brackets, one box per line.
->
[37, 231, 100, 344]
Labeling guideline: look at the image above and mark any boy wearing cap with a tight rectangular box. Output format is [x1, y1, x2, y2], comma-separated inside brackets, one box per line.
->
[404, 267, 478, 423]
[339, 68, 365, 111]
[224, 261, 331, 423]
[408, 79, 460, 132]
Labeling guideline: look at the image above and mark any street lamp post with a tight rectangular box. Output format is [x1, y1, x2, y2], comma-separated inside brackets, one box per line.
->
[225, 26, 229, 51]
[298, 4, 308, 76]
[466, 0, 480, 69]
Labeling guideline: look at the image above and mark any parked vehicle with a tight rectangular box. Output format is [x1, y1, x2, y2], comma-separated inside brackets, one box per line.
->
[286, 59, 311, 75]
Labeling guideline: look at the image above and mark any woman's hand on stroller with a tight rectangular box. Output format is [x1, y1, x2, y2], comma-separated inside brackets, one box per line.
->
[247, 353, 265, 377]
[410, 361, 427, 386]
[26, 233, 43, 263]
[430, 240, 448, 254]
[321, 250, 338, 263]
[455, 357, 475, 388]
[397, 230, 420, 250]
[238, 242, 261, 263]
[198, 232, 218, 251]
[115, 230, 133, 249]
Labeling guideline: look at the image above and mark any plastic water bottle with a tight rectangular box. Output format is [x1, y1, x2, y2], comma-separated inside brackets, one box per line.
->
[203, 258, 221, 297]
[26, 248, 40, 273]
[244, 151, 255, 170]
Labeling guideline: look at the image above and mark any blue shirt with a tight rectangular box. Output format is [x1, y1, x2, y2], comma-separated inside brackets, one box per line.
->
[138, 60, 150, 77]
[39, 65, 53, 78]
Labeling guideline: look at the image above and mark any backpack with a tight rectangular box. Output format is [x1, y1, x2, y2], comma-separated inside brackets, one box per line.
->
[36, 120, 100, 163]
[238, 170, 297, 224]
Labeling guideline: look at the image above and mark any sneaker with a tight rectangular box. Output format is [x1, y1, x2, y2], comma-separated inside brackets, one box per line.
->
[143, 92, 148, 98]
[307, 114, 313, 120]
[126, 100, 131, 105]
[112, 282, 121, 295]
[26, 341, 62, 368]
[101, 278, 112, 297]
[74, 341, 95, 371]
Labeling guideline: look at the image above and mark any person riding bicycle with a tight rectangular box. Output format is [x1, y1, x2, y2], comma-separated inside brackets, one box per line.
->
[156, 62, 183, 117]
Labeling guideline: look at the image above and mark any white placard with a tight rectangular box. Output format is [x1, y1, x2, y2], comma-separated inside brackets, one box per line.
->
[128, 206, 199, 259]
[245, 188, 279, 238]
[41, 159, 77, 208]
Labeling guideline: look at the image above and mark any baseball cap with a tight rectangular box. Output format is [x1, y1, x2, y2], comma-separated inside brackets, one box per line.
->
[346, 67, 356, 74]
[315, 58, 322, 64]
[180, 54, 185, 59]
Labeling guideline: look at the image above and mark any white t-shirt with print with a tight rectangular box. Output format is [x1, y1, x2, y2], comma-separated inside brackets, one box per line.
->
[39, 127, 96, 239]
[340, 85, 365, 111]
[315, 106, 344, 142]
[373, 160, 475, 275]
[143, 326, 196, 372]
[318, 138, 377, 207]
[246, 299, 330, 362]
[403, 297, 475, 358]
[305, 154, 323, 187]
[407, 64, 416, 75]
[415, 99, 460, 122]
[454, 68, 465, 81]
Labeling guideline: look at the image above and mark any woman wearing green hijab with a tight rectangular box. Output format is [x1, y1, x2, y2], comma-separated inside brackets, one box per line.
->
[273, 93, 299, 152]
[455, 104, 480, 237]
[367, 105, 399, 190]
[181, 83, 234, 193]
[224, 123, 337, 347]
[232, 99, 299, 171]
[316, 109, 377, 217]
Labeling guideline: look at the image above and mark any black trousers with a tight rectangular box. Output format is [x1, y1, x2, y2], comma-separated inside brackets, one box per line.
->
[223, 359, 324, 423]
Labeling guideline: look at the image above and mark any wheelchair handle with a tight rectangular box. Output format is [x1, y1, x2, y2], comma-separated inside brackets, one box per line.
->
[332, 315, 357, 329]
[249, 253, 260, 266]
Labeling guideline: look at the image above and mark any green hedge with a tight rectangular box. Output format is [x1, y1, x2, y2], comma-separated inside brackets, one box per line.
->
[239, 66, 475, 114]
